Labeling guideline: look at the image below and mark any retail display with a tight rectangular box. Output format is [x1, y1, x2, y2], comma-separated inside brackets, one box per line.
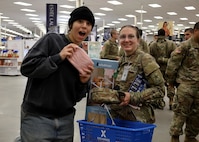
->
[0, 49, 20, 75]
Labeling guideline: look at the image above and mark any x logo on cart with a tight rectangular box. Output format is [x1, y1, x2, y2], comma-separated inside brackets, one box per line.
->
[101, 130, 106, 138]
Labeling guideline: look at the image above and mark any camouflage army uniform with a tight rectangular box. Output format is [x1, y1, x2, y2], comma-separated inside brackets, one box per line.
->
[111, 49, 165, 123]
[100, 39, 119, 60]
[165, 37, 199, 138]
[149, 37, 177, 109]
[139, 38, 149, 53]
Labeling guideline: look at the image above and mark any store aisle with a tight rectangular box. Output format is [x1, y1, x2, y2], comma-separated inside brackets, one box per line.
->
[0, 75, 198, 142]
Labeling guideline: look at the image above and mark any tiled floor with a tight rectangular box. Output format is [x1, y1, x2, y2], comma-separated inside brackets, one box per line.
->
[0, 75, 198, 142]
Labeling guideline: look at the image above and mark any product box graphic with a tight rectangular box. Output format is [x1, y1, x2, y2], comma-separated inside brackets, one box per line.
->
[85, 58, 119, 124]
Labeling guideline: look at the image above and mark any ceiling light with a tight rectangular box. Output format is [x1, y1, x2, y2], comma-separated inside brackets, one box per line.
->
[25, 14, 38, 17]
[59, 15, 70, 18]
[95, 17, 100, 20]
[107, 1, 123, 5]
[137, 22, 143, 25]
[3, 19, 14, 22]
[0, 16, 9, 19]
[154, 16, 163, 19]
[100, 7, 113, 11]
[59, 11, 71, 14]
[144, 19, 152, 22]
[29, 17, 40, 20]
[118, 18, 127, 21]
[107, 23, 115, 26]
[180, 18, 188, 20]
[177, 24, 184, 26]
[167, 12, 177, 15]
[112, 21, 120, 24]
[94, 13, 106, 16]
[189, 22, 196, 24]
[60, 5, 74, 9]
[20, 9, 36, 12]
[135, 10, 147, 14]
[126, 14, 135, 18]
[13, 2, 32, 6]
[148, 4, 161, 8]
[196, 14, 199, 17]
[185, 6, 195, 10]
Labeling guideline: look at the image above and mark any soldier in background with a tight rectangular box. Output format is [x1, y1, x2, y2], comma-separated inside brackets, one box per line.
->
[100, 29, 120, 60]
[166, 22, 199, 142]
[149, 28, 177, 110]
[110, 25, 165, 124]
[138, 29, 150, 53]
[184, 28, 194, 40]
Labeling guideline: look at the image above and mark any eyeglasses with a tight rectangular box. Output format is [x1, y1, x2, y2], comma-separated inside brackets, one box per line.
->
[119, 34, 135, 40]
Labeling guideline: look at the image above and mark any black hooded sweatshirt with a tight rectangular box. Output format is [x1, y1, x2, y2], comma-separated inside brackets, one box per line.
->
[20, 33, 89, 118]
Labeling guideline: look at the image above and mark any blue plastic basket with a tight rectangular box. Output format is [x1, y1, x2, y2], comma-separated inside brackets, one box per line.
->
[77, 119, 156, 142]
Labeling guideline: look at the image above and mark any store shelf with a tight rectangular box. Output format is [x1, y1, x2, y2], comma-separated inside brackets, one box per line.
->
[0, 57, 21, 76]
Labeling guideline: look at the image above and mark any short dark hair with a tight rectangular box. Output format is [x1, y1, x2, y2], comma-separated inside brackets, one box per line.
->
[158, 28, 165, 36]
[184, 28, 194, 33]
[193, 22, 199, 30]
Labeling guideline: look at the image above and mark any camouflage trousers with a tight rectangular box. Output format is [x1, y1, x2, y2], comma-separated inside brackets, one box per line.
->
[170, 83, 199, 137]
[166, 84, 175, 99]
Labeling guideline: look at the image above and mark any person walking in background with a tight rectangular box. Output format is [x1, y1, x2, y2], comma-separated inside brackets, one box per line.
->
[110, 25, 165, 124]
[166, 22, 199, 142]
[184, 28, 194, 40]
[149, 28, 177, 110]
[17, 6, 95, 142]
[100, 29, 120, 60]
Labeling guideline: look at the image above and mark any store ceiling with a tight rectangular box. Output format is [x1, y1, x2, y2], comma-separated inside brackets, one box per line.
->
[0, 0, 199, 37]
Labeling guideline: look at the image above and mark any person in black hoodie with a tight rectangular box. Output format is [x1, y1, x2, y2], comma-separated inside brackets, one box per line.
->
[17, 6, 95, 142]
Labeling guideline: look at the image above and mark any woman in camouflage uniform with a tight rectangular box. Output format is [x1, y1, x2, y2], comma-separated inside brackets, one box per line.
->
[110, 25, 165, 123]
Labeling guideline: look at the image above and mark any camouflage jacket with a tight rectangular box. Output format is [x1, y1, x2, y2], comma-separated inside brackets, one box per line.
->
[115, 49, 165, 108]
[100, 39, 119, 60]
[166, 37, 199, 85]
[149, 37, 177, 75]
[139, 38, 149, 53]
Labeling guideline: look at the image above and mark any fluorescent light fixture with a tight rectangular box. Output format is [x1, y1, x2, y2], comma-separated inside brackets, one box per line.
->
[95, 17, 100, 20]
[177, 24, 184, 26]
[112, 21, 120, 24]
[59, 11, 71, 14]
[185, 6, 195, 10]
[60, 5, 74, 9]
[137, 22, 143, 25]
[126, 14, 135, 18]
[154, 16, 163, 19]
[107, 23, 115, 26]
[68, 0, 76, 1]
[189, 22, 196, 24]
[167, 12, 177, 15]
[180, 18, 188, 20]
[148, 4, 161, 8]
[29, 17, 40, 20]
[3, 19, 14, 22]
[118, 18, 127, 21]
[20, 9, 36, 12]
[8, 22, 18, 25]
[32, 21, 42, 23]
[148, 25, 155, 28]
[144, 19, 152, 22]
[94, 13, 106, 16]
[135, 10, 147, 14]
[107, 1, 123, 5]
[196, 14, 199, 17]
[0, 16, 9, 19]
[14, 2, 32, 6]
[100, 7, 113, 11]
[25, 14, 38, 17]
[0, 13, 3, 15]
[59, 15, 70, 18]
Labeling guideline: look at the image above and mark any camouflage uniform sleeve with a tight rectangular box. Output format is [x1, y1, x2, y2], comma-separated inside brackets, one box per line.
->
[129, 54, 165, 105]
[165, 43, 186, 85]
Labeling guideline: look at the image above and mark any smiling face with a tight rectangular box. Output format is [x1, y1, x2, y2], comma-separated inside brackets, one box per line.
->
[68, 19, 92, 45]
[119, 26, 140, 56]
